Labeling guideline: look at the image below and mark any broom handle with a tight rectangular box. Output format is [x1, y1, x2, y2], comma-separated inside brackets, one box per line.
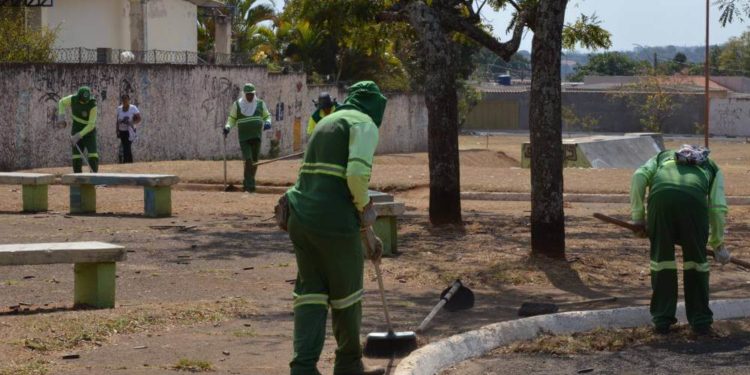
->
[253, 151, 305, 167]
[222, 135, 228, 189]
[416, 281, 461, 333]
[74, 142, 93, 173]
[593, 213, 750, 269]
[372, 260, 394, 333]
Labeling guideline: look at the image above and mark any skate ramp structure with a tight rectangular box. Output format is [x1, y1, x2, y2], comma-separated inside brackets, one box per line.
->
[521, 133, 664, 169]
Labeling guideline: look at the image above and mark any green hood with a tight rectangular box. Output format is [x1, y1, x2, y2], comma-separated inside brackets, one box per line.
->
[76, 86, 92, 103]
[342, 81, 387, 127]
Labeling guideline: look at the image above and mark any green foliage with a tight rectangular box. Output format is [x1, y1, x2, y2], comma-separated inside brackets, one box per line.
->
[568, 52, 650, 82]
[611, 73, 683, 133]
[562, 14, 612, 51]
[0, 8, 57, 63]
[562, 105, 599, 134]
[717, 0, 750, 26]
[458, 82, 482, 128]
[718, 31, 750, 75]
[198, 0, 276, 60]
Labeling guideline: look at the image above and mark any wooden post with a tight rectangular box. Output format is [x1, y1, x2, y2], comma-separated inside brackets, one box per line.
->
[74, 262, 117, 308]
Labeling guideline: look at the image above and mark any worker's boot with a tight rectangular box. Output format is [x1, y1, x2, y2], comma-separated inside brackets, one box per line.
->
[334, 365, 385, 375]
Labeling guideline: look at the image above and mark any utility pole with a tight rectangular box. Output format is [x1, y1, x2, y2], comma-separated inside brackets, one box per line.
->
[704, 0, 710, 148]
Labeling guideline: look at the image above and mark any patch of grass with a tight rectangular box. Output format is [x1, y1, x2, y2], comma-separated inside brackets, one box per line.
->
[0, 359, 49, 375]
[232, 328, 257, 338]
[174, 358, 213, 372]
[18, 298, 252, 353]
[498, 324, 721, 355]
[3, 279, 19, 286]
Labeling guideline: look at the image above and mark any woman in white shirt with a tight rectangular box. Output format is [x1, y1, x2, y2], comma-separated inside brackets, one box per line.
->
[116, 94, 142, 163]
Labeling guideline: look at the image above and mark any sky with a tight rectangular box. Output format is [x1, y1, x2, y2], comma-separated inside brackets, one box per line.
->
[485, 0, 750, 52]
[275, 0, 749, 52]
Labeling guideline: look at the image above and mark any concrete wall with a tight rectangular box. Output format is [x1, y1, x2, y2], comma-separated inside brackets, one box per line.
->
[468, 91, 704, 134]
[40, 0, 197, 53]
[43, 0, 128, 50]
[147, 0, 197, 53]
[712, 76, 750, 94]
[307, 85, 428, 154]
[0, 65, 428, 171]
[711, 96, 750, 137]
[0, 64, 307, 171]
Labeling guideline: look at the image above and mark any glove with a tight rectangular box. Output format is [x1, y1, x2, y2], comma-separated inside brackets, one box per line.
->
[359, 200, 377, 228]
[361, 226, 383, 262]
[632, 219, 647, 238]
[222, 127, 230, 136]
[70, 133, 82, 144]
[55, 114, 66, 129]
[263, 121, 272, 131]
[714, 244, 731, 265]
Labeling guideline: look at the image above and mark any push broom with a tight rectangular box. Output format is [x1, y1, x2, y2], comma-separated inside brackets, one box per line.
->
[363, 258, 418, 358]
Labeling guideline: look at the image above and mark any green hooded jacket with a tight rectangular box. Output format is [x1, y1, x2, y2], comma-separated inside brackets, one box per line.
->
[286, 81, 387, 236]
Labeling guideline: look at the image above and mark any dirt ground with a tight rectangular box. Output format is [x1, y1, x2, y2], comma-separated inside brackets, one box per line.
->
[2, 135, 750, 374]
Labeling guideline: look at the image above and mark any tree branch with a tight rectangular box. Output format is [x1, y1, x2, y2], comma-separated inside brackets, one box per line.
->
[507, 0, 521, 12]
[439, 10, 527, 61]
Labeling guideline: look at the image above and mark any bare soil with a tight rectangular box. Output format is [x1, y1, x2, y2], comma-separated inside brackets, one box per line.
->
[2, 135, 750, 374]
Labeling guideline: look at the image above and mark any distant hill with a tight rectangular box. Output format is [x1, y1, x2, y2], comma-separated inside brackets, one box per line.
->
[564, 45, 714, 67]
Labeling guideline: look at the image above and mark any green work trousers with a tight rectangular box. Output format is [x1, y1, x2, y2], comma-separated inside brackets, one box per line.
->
[240, 138, 260, 192]
[288, 211, 366, 375]
[647, 189, 713, 330]
[72, 130, 99, 173]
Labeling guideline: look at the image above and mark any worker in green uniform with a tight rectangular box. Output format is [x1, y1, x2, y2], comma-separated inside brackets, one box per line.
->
[223, 83, 272, 192]
[57, 86, 99, 173]
[306, 92, 339, 136]
[630, 144, 730, 335]
[285, 81, 387, 375]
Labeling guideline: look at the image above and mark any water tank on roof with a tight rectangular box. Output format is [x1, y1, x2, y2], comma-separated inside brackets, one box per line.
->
[496, 74, 511, 86]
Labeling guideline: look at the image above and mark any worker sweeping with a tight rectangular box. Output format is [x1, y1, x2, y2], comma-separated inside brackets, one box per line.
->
[56, 86, 99, 173]
[630, 144, 729, 335]
[306, 91, 338, 136]
[284, 81, 387, 375]
[222, 83, 271, 192]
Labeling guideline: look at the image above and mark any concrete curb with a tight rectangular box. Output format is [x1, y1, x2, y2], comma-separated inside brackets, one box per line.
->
[394, 298, 750, 375]
[461, 191, 750, 205]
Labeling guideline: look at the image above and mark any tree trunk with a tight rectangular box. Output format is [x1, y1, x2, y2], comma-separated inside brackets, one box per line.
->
[406, 2, 462, 225]
[528, 0, 568, 257]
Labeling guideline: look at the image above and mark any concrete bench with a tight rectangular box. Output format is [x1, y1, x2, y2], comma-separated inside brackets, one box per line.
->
[0, 241, 126, 308]
[368, 190, 405, 257]
[0, 173, 55, 212]
[61, 173, 179, 217]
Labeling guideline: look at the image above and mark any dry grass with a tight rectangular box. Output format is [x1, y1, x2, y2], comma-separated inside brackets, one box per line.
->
[173, 358, 214, 372]
[10, 298, 252, 353]
[0, 360, 49, 375]
[496, 319, 750, 355]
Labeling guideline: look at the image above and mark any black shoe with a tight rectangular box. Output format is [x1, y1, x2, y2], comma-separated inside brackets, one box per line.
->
[334, 365, 386, 375]
[692, 325, 713, 336]
[654, 325, 670, 335]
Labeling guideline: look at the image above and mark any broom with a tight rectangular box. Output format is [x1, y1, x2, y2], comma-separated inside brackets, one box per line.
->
[363, 259, 418, 358]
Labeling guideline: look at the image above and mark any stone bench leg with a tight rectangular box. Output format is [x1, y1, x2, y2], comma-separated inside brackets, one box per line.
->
[373, 215, 398, 257]
[22, 184, 48, 212]
[144, 186, 172, 217]
[74, 262, 116, 308]
[70, 184, 96, 214]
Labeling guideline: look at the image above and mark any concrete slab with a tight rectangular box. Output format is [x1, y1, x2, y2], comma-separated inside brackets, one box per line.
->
[0, 172, 55, 185]
[0, 241, 126, 266]
[521, 135, 664, 169]
[61, 173, 179, 187]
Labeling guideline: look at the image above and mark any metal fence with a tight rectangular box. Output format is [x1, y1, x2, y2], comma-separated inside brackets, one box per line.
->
[46, 47, 303, 71]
